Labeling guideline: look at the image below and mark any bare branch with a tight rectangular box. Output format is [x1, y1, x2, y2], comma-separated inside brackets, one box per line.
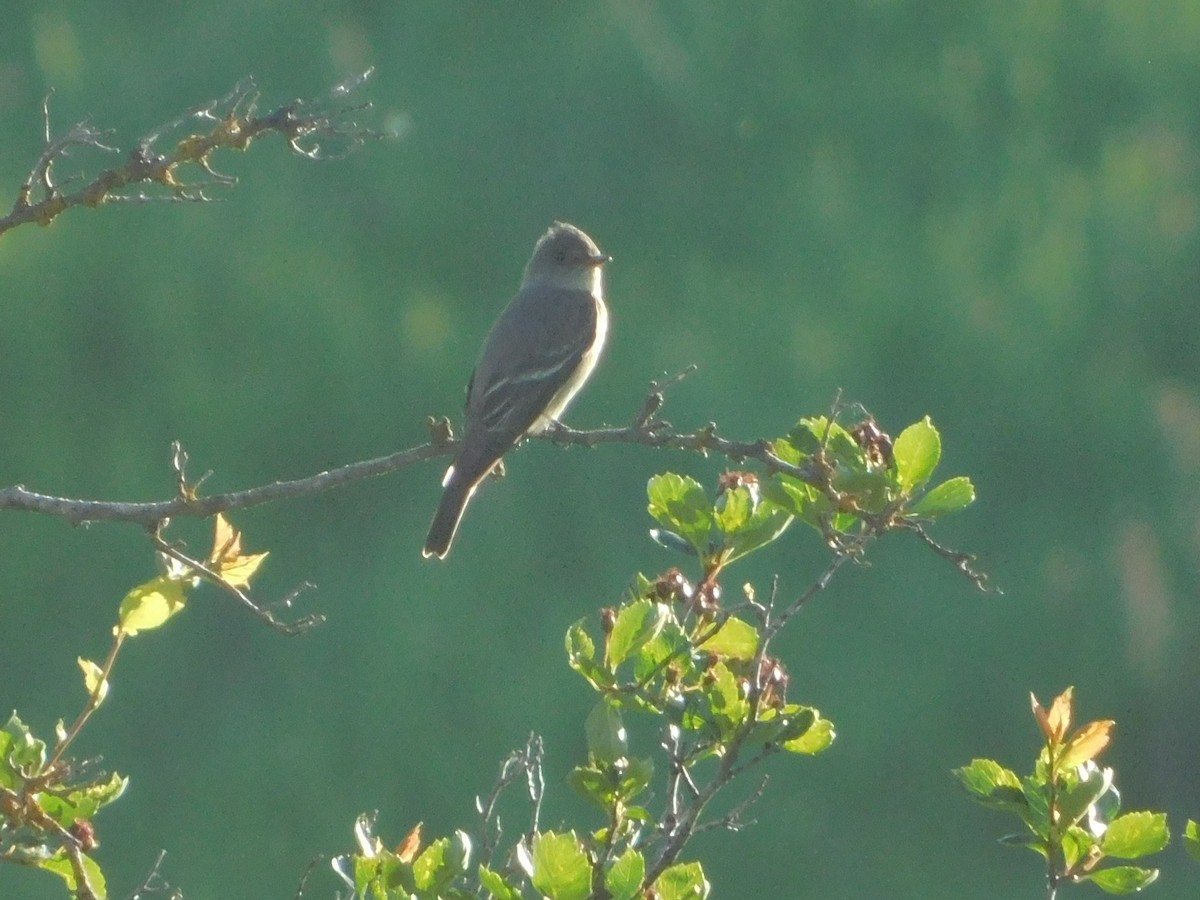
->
[0, 70, 388, 238]
[0, 441, 446, 527]
[898, 520, 997, 593]
[0, 376, 819, 528]
[127, 851, 182, 900]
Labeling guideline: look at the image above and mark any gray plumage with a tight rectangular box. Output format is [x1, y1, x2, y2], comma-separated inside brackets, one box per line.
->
[423, 222, 610, 559]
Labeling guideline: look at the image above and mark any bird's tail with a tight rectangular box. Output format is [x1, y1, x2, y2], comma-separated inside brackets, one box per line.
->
[422, 467, 476, 559]
[423, 443, 502, 559]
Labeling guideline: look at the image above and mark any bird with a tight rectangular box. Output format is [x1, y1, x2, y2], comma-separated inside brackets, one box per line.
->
[423, 222, 611, 559]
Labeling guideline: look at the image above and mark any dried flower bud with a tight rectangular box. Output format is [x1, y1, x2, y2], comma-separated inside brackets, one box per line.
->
[757, 655, 790, 708]
[850, 417, 894, 468]
[600, 607, 617, 635]
[70, 820, 99, 852]
[653, 568, 694, 604]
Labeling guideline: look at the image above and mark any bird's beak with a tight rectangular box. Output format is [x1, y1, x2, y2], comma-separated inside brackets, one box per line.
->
[590, 253, 612, 266]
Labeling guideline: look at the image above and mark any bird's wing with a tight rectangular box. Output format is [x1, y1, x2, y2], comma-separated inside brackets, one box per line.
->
[465, 285, 598, 439]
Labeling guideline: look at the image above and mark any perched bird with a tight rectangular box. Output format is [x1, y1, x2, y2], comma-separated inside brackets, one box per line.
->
[423, 222, 611, 559]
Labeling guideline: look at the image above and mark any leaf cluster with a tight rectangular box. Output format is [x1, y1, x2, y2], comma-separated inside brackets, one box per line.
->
[955, 687, 1170, 896]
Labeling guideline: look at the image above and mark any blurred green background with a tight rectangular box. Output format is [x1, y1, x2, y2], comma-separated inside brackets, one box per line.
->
[2, 2, 1199, 897]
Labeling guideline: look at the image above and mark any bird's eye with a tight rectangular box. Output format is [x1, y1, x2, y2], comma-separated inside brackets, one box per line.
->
[554, 250, 567, 262]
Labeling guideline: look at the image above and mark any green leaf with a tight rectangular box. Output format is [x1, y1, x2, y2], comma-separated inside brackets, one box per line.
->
[699, 617, 758, 660]
[40, 772, 128, 826]
[479, 865, 522, 900]
[649, 528, 700, 556]
[1, 712, 47, 779]
[910, 476, 976, 517]
[782, 714, 835, 754]
[652, 860, 710, 899]
[566, 621, 614, 690]
[604, 848, 645, 900]
[530, 831, 591, 900]
[1061, 825, 1098, 869]
[568, 763, 613, 811]
[633, 621, 693, 684]
[727, 503, 793, 563]
[1185, 819, 1200, 863]
[616, 756, 654, 803]
[647, 473, 713, 555]
[608, 600, 669, 668]
[78, 658, 109, 706]
[1057, 764, 1113, 829]
[1020, 776, 1052, 836]
[1100, 811, 1169, 859]
[118, 575, 188, 636]
[704, 662, 750, 737]
[746, 704, 816, 747]
[714, 486, 753, 534]
[893, 416, 941, 492]
[998, 832, 1047, 853]
[952, 758, 1022, 798]
[586, 701, 628, 765]
[413, 838, 450, 892]
[39, 849, 108, 899]
[1084, 865, 1159, 894]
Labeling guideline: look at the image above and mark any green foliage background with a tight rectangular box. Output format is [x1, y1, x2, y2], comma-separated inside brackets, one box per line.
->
[2, 3, 1199, 897]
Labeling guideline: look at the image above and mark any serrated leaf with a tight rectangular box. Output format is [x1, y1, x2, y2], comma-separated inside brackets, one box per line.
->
[77, 658, 109, 706]
[118, 575, 188, 636]
[567, 621, 614, 690]
[634, 621, 692, 684]
[2, 712, 47, 776]
[705, 662, 750, 735]
[1059, 719, 1115, 770]
[586, 701, 628, 765]
[1101, 811, 1169, 859]
[40, 772, 128, 826]
[530, 831, 591, 900]
[479, 865, 522, 900]
[699, 617, 758, 660]
[782, 714, 835, 754]
[1061, 825, 1097, 869]
[649, 528, 700, 556]
[608, 600, 669, 668]
[727, 503, 793, 563]
[910, 476, 975, 517]
[566, 621, 595, 666]
[652, 860, 710, 899]
[604, 847, 645, 900]
[714, 486, 753, 534]
[953, 758, 1022, 798]
[1057, 764, 1114, 829]
[413, 837, 452, 892]
[893, 417, 941, 491]
[748, 704, 816, 747]
[38, 850, 108, 899]
[209, 513, 268, 588]
[617, 756, 654, 803]
[647, 474, 713, 555]
[568, 763, 613, 811]
[1185, 819, 1200, 863]
[1084, 865, 1159, 894]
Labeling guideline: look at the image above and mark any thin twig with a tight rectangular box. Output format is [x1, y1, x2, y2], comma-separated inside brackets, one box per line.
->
[0, 378, 816, 527]
[127, 851, 181, 900]
[0, 70, 387, 237]
[151, 533, 321, 635]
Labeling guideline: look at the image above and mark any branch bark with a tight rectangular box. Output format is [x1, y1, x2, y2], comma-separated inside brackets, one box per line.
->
[0, 394, 821, 529]
[0, 70, 384, 238]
